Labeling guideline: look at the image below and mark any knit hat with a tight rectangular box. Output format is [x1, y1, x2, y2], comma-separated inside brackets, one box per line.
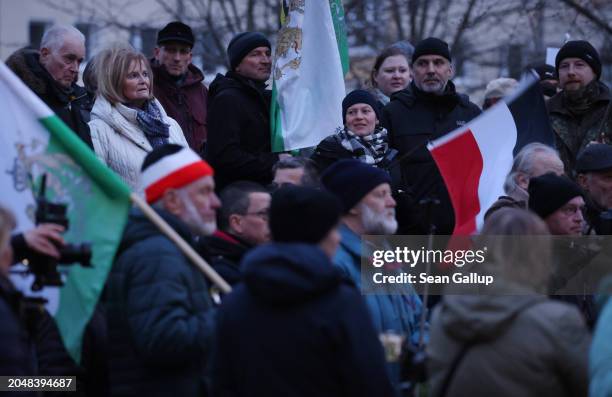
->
[141, 144, 214, 204]
[555, 40, 601, 80]
[320, 159, 391, 213]
[530, 63, 556, 81]
[484, 77, 518, 100]
[227, 32, 271, 70]
[270, 185, 342, 244]
[157, 22, 195, 47]
[528, 173, 584, 219]
[342, 89, 381, 123]
[575, 144, 612, 173]
[412, 37, 451, 64]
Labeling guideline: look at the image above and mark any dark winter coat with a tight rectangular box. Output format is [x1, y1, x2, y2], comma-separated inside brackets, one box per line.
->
[382, 81, 481, 234]
[205, 71, 278, 190]
[198, 230, 251, 287]
[6, 48, 93, 149]
[428, 293, 590, 397]
[151, 60, 208, 152]
[0, 276, 37, 396]
[548, 81, 612, 174]
[211, 243, 395, 397]
[103, 208, 215, 397]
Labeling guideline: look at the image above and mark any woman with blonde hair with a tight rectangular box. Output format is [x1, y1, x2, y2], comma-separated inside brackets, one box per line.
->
[89, 44, 187, 189]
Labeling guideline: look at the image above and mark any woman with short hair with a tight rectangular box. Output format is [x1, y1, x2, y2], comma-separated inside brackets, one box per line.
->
[89, 45, 187, 189]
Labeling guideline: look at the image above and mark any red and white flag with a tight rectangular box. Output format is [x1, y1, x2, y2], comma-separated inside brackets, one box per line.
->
[428, 74, 554, 235]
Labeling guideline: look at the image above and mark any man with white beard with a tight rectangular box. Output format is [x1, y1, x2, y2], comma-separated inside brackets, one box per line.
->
[104, 144, 220, 396]
[321, 159, 426, 385]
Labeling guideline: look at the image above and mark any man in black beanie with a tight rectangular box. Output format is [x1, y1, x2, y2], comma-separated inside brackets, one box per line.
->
[206, 31, 279, 190]
[211, 184, 395, 397]
[548, 40, 611, 174]
[575, 144, 612, 234]
[381, 37, 481, 234]
[528, 173, 585, 235]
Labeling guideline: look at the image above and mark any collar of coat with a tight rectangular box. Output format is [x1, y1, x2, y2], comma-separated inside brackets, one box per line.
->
[547, 81, 610, 116]
[389, 80, 472, 109]
[150, 58, 205, 88]
[5, 47, 86, 104]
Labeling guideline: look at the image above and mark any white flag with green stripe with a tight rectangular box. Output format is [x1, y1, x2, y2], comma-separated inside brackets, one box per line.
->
[0, 61, 131, 362]
[270, 0, 349, 152]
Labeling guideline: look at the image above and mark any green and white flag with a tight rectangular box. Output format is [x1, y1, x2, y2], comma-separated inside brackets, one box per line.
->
[0, 61, 131, 362]
[270, 0, 349, 152]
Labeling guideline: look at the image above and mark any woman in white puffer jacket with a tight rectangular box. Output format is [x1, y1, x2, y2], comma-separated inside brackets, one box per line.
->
[89, 45, 188, 190]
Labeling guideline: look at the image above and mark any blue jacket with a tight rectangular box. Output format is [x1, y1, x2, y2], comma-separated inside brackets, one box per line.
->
[103, 208, 216, 397]
[211, 242, 395, 397]
[333, 224, 426, 347]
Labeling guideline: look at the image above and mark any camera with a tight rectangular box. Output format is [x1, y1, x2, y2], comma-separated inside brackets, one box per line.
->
[27, 174, 92, 291]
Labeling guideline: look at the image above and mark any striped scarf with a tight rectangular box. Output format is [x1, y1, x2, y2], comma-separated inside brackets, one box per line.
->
[335, 126, 390, 165]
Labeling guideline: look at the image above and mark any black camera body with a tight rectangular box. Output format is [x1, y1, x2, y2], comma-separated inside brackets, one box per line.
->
[28, 175, 92, 291]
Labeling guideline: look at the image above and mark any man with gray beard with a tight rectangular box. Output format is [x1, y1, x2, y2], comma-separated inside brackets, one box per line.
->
[103, 144, 219, 396]
[321, 159, 426, 386]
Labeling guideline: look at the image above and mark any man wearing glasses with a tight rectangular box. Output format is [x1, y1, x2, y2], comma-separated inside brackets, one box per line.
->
[152, 21, 209, 152]
[199, 181, 271, 287]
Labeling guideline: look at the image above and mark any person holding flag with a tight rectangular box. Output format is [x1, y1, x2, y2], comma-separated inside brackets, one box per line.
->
[103, 144, 219, 396]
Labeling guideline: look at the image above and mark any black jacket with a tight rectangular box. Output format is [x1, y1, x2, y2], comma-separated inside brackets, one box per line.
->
[205, 71, 278, 190]
[198, 230, 251, 287]
[382, 81, 481, 234]
[103, 208, 215, 397]
[0, 276, 38, 396]
[6, 48, 93, 149]
[211, 243, 395, 397]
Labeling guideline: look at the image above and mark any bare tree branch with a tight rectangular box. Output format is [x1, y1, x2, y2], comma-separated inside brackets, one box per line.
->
[558, 0, 612, 35]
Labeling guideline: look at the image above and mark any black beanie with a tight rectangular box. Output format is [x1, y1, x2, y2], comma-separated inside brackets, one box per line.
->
[555, 40, 601, 80]
[270, 185, 342, 244]
[227, 32, 271, 70]
[528, 173, 584, 219]
[157, 22, 195, 47]
[342, 89, 381, 124]
[412, 37, 451, 64]
[320, 159, 391, 213]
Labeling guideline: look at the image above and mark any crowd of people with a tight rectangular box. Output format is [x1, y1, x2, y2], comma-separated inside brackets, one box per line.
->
[1, 19, 612, 397]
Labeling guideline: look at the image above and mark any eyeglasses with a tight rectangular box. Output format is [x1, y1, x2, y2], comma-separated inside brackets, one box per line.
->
[243, 209, 269, 220]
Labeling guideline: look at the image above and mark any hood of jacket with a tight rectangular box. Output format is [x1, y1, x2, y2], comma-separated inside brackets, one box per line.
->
[437, 290, 546, 343]
[6, 47, 88, 105]
[118, 207, 193, 254]
[151, 59, 205, 88]
[241, 243, 342, 306]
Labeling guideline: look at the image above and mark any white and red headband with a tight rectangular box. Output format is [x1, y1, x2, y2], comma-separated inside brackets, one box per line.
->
[141, 148, 214, 203]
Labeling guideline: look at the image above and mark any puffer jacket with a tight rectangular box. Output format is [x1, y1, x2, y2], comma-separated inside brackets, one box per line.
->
[211, 243, 395, 397]
[89, 96, 188, 190]
[103, 207, 215, 397]
[151, 60, 208, 152]
[428, 292, 590, 397]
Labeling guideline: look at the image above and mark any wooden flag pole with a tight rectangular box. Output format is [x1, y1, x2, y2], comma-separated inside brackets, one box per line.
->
[130, 193, 232, 294]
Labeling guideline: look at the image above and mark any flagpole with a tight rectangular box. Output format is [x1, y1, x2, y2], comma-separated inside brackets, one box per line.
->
[130, 193, 232, 294]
